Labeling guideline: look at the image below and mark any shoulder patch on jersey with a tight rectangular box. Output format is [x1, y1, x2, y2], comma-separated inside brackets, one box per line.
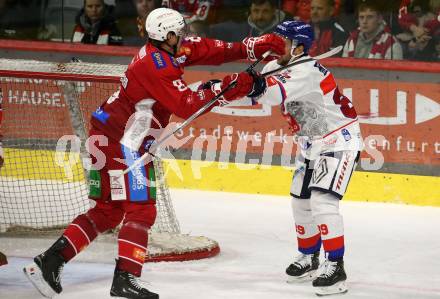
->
[92, 107, 110, 124]
[151, 52, 167, 69]
[176, 55, 187, 64]
[320, 73, 337, 95]
[341, 128, 352, 141]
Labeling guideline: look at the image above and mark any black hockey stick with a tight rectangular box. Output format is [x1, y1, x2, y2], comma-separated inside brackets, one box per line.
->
[121, 51, 272, 175]
[261, 46, 343, 77]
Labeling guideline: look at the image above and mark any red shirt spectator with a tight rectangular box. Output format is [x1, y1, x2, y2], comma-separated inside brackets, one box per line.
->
[398, 0, 440, 38]
[282, 0, 340, 22]
[162, 0, 220, 24]
[343, 3, 403, 60]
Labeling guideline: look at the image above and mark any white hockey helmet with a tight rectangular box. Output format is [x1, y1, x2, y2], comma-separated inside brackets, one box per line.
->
[145, 8, 186, 41]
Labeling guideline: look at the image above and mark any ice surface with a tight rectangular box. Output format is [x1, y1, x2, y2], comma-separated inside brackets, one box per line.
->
[1, 189, 439, 299]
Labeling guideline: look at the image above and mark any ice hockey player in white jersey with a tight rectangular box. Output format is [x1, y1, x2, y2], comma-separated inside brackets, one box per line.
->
[254, 20, 363, 296]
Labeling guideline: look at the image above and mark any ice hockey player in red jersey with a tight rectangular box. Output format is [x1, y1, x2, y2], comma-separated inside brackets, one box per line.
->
[255, 20, 363, 296]
[23, 7, 285, 299]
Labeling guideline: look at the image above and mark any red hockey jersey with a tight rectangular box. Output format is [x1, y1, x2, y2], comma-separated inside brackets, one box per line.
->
[91, 37, 246, 152]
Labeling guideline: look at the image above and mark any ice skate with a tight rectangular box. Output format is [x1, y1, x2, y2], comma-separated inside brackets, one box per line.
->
[110, 268, 159, 299]
[286, 251, 320, 282]
[313, 259, 348, 296]
[23, 237, 67, 298]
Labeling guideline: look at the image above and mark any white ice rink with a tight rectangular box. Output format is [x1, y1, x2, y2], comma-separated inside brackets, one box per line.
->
[1, 189, 440, 299]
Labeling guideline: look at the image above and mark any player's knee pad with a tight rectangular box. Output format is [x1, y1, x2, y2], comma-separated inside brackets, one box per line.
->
[309, 190, 340, 218]
[86, 202, 125, 232]
[291, 197, 313, 224]
[123, 203, 157, 228]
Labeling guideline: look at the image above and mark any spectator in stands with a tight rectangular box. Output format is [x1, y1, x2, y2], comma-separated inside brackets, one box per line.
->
[283, 0, 311, 22]
[282, 0, 341, 22]
[397, 0, 440, 60]
[406, 29, 439, 61]
[308, 0, 347, 56]
[342, 2, 403, 59]
[162, 0, 218, 25]
[162, 0, 220, 36]
[209, 0, 290, 41]
[398, 0, 438, 42]
[134, 0, 159, 39]
[72, 0, 123, 45]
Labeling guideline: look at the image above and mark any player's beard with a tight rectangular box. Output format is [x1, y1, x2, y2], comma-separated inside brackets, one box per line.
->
[164, 35, 183, 56]
[277, 52, 292, 66]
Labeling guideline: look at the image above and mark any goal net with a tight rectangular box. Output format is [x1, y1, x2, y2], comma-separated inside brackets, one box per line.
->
[0, 58, 219, 262]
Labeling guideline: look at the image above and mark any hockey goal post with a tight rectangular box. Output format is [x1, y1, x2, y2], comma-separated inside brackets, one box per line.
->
[0, 58, 220, 262]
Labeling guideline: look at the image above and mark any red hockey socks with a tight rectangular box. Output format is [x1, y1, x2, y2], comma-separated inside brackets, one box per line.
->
[61, 214, 98, 262]
[117, 221, 149, 277]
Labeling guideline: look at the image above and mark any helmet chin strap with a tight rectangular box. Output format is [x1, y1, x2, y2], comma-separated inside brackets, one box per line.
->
[288, 46, 305, 63]
[159, 35, 181, 56]
[166, 34, 184, 56]
[174, 35, 183, 56]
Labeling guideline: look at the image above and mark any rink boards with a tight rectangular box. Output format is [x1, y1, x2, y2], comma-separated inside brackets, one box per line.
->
[1, 148, 439, 207]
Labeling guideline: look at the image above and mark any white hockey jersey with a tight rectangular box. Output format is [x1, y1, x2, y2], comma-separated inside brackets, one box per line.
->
[259, 56, 363, 159]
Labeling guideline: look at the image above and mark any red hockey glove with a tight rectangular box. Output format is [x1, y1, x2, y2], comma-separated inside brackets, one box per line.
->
[242, 33, 286, 61]
[221, 72, 254, 101]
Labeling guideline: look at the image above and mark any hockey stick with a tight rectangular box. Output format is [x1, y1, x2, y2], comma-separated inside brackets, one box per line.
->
[121, 50, 272, 175]
[261, 45, 343, 77]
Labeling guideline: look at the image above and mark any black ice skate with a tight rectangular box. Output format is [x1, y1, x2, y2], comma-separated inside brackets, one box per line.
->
[23, 237, 67, 298]
[286, 251, 320, 282]
[313, 259, 348, 296]
[111, 268, 159, 299]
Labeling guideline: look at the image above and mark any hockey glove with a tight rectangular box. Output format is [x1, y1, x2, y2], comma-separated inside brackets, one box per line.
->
[242, 33, 285, 61]
[246, 70, 267, 98]
[199, 79, 222, 90]
[221, 72, 254, 101]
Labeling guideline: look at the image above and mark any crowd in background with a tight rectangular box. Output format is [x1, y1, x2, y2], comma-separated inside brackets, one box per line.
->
[0, 0, 439, 62]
